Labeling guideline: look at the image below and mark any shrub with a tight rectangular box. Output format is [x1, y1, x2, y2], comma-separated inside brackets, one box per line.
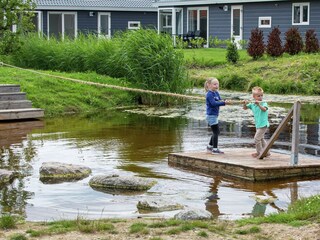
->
[284, 27, 303, 55]
[0, 0, 35, 55]
[118, 29, 189, 93]
[247, 28, 265, 59]
[304, 29, 319, 53]
[0, 215, 16, 229]
[226, 37, 239, 64]
[9, 234, 28, 240]
[220, 74, 249, 91]
[266, 26, 283, 57]
[12, 29, 189, 98]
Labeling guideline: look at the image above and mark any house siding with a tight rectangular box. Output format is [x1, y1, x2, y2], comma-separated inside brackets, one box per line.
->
[110, 11, 157, 34]
[78, 11, 98, 34]
[171, 0, 320, 42]
[242, 1, 320, 43]
[41, 10, 157, 36]
[209, 5, 230, 40]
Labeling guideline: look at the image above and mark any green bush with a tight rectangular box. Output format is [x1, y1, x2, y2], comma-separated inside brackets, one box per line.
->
[209, 36, 229, 48]
[0, 215, 16, 229]
[9, 234, 28, 240]
[11, 29, 189, 98]
[220, 74, 249, 91]
[226, 37, 239, 64]
[117, 29, 189, 93]
[0, 0, 35, 55]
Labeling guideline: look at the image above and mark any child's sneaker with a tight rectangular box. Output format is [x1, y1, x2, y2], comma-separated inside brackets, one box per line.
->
[206, 145, 213, 152]
[212, 148, 224, 154]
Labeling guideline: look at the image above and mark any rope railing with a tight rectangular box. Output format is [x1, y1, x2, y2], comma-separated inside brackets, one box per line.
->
[0, 62, 205, 101]
[0, 62, 303, 104]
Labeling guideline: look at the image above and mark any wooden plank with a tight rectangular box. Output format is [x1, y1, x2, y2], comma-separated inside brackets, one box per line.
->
[168, 149, 320, 181]
[0, 92, 26, 101]
[0, 84, 20, 93]
[0, 100, 32, 110]
[291, 101, 301, 165]
[258, 105, 294, 159]
[0, 108, 44, 120]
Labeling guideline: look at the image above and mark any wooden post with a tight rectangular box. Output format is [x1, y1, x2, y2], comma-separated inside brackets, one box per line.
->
[258, 105, 294, 159]
[290, 101, 301, 166]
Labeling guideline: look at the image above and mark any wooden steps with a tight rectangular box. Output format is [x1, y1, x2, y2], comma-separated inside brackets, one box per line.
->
[0, 84, 44, 121]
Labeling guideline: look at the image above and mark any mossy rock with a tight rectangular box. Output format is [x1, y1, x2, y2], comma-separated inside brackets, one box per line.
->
[89, 174, 156, 194]
[39, 162, 91, 183]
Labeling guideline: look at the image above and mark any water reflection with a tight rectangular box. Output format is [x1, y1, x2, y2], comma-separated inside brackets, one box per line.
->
[0, 103, 319, 221]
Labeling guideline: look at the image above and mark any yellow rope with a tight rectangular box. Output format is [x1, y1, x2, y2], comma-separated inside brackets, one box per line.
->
[0, 62, 302, 104]
[0, 62, 205, 101]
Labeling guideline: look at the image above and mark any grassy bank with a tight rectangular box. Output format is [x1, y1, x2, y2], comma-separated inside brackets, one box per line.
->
[185, 49, 320, 95]
[1, 194, 319, 240]
[0, 66, 135, 117]
[1, 48, 319, 118]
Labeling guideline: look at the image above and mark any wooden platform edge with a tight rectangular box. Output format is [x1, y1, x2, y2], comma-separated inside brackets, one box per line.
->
[168, 153, 320, 182]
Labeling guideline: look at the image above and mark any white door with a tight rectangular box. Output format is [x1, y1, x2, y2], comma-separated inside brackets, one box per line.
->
[231, 5, 243, 48]
[98, 12, 111, 38]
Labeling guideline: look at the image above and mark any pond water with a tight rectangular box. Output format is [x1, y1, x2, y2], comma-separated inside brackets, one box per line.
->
[0, 94, 319, 221]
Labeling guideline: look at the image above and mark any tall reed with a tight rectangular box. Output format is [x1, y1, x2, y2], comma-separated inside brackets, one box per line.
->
[11, 30, 189, 97]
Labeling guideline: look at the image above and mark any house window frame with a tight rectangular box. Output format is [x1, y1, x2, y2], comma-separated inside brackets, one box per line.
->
[187, 6, 208, 33]
[47, 11, 77, 39]
[128, 21, 141, 30]
[8, 11, 42, 34]
[162, 13, 172, 30]
[98, 12, 111, 38]
[186, 6, 209, 46]
[292, 2, 310, 25]
[32, 11, 42, 34]
[258, 16, 271, 28]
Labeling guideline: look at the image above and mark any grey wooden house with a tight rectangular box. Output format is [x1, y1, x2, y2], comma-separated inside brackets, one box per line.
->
[32, 0, 158, 39]
[154, 0, 320, 46]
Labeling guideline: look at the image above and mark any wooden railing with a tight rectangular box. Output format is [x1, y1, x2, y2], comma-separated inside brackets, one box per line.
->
[259, 101, 301, 166]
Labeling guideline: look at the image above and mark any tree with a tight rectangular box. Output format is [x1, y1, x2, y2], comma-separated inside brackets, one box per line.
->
[247, 28, 265, 59]
[226, 37, 239, 64]
[304, 29, 319, 53]
[266, 26, 283, 57]
[284, 27, 303, 55]
[0, 0, 36, 54]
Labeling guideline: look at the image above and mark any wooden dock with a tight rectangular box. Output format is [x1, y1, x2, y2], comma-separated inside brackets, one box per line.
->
[0, 84, 44, 121]
[168, 148, 320, 181]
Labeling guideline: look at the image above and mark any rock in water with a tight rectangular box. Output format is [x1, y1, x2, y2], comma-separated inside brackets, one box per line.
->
[39, 162, 91, 183]
[89, 174, 156, 194]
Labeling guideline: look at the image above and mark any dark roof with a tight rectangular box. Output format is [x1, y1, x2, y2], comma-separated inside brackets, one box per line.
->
[34, 0, 156, 10]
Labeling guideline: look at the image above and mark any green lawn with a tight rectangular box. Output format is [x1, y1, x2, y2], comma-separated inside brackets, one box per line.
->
[182, 48, 250, 67]
[184, 48, 320, 95]
[0, 67, 135, 117]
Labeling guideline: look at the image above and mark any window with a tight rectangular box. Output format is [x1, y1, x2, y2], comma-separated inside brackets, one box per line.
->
[158, 8, 183, 39]
[187, 7, 208, 39]
[259, 17, 271, 28]
[48, 12, 77, 39]
[160, 12, 172, 34]
[128, 21, 140, 30]
[98, 12, 111, 38]
[292, 2, 309, 25]
[31, 11, 42, 33]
